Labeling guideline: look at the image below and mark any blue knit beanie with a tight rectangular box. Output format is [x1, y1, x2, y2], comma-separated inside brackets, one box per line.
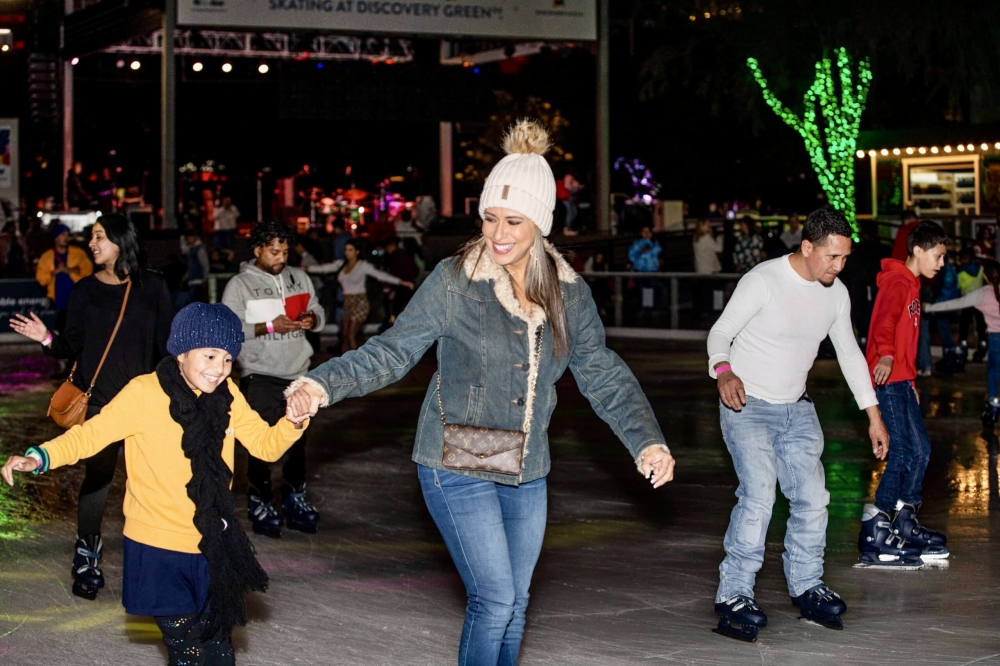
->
[167, 302, 244, 359]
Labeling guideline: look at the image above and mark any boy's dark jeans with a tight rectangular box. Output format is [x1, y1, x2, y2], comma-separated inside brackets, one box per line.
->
[241, 374, 307, 502]
[874, 380, 931, 514]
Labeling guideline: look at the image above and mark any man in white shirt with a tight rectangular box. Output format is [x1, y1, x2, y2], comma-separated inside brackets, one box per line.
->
[707, 209, 889, 641]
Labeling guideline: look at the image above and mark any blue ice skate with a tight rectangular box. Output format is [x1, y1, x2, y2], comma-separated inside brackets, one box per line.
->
[71, 534, 104, 600]
[791, 584, 846, 630]
[713, 595, 766, 642]
[856, 504, 924, 570]
[282, 483, 319, 534]
[892, 502, 949, 560]
[248, 493, 283, 538]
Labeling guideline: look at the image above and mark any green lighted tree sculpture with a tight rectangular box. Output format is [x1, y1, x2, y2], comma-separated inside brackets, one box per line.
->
[747, 48, 871, 233]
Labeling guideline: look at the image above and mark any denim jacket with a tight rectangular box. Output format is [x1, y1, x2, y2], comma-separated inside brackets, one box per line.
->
[290, 240, 669, 486]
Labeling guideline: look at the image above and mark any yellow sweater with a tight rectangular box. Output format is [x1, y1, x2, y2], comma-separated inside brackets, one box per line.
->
[40, 372, 309, 553]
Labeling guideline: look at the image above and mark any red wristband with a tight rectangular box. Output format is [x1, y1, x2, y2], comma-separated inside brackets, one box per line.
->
[715, 364, 732, 375]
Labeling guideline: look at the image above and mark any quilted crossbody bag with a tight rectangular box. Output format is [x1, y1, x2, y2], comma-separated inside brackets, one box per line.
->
[439, 323, 545, 476]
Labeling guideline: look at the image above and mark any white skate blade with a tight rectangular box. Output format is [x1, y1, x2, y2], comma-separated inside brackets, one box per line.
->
[853, 561, 924, 570]
[921, 557, 950, 569]
[920, 549, 950, 560]
[854, 554, 924, 570]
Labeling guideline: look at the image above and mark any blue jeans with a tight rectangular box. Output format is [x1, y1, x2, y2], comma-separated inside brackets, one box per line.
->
[935, 313, 957, 351]
[418, 465, 547, 666]
[873, 381, 930, 513]
[989, 333, 1000, 400]
[917, 315, 931, 372]
[717, 396, 830, 601]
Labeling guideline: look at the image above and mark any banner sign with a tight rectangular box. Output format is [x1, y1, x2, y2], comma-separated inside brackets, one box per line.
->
[177, 0, 596, 41]
[0, 280, 55, 332]
[0, 119, 17, 207]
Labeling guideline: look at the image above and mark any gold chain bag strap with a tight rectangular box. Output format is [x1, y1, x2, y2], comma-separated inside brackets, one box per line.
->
[439, 323, 544, 476]
[48, 278, 132, 429]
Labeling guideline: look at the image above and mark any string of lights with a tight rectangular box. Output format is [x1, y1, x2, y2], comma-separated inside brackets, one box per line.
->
[857, 143, 1000, 157]
[747, 48, 871, 235]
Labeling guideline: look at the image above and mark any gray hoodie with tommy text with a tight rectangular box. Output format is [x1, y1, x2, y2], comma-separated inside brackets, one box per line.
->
[221, 261, 325, 380]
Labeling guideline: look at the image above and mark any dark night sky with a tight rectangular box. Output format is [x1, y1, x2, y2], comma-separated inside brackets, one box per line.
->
[6, 0, 1000, 217]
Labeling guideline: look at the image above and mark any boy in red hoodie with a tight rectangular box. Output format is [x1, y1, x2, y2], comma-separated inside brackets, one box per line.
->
[858, 220, 950, 569]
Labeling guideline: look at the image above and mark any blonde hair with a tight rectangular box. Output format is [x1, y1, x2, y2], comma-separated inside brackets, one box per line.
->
[502, 119, 552, 156]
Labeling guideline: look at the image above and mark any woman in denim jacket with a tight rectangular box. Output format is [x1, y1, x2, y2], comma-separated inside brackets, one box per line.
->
[287, 120, 675, 665]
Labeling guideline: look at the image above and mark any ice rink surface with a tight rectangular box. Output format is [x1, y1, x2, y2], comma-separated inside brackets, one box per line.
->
[1, 340, 999, 665]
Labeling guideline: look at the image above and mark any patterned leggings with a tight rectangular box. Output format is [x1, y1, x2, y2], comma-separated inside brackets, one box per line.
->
[155, 615, 235, 666]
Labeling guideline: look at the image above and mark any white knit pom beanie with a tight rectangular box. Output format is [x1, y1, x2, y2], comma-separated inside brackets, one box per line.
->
[478, 119, 556, 236]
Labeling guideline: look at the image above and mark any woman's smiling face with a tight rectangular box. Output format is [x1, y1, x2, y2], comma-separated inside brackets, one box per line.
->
[482, 207, 538, 270]
[89, 223, 120, 268]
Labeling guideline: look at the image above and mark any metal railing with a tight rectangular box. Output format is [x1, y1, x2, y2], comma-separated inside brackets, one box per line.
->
[579, 271, 742, 329]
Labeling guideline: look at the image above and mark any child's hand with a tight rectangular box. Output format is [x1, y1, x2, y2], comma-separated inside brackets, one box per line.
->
[286, 385, 323, 421]
[1, 456, 39, 486]
[873, 356, 894, 385]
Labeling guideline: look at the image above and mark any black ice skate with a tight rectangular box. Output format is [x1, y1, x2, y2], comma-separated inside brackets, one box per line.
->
[973, 341, 988, 363]
[791, 584, 846, 630]
[892, 502, 949, 560]
[248, 493, 283, 538]
[282, 483, 319, 534]
[855, 504, 924, 570]
[71, 534, 104, 600]
[713, 595, 767, 642]
[982, 400, 1000, 427]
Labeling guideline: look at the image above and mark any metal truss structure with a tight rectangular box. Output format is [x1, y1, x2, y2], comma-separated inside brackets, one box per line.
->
[102, 30, 413, 62]
[438, 39, 569, 66]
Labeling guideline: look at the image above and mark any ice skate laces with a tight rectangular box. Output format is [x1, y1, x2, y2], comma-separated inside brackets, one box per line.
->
[724, 595, 760, 612]
[252, 502, 280, 521]
[74, 544, 102, 576]
[809, 585, 839, 603]
[287, 492, 316, 513]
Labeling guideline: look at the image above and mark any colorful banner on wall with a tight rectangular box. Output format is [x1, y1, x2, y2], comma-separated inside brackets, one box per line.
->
[178, 0, 596, 41]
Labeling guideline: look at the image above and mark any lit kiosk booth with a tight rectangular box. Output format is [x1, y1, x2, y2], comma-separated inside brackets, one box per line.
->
[856, 128, 1000, 241]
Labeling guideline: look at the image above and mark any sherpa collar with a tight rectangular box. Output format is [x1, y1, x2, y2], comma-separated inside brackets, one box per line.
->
[461, 239, 577, 327]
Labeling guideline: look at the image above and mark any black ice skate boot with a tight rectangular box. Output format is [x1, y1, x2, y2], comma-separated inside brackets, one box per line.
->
[71, 534, 104, 600]
[713, 595, 767, 642]
[282, 483, 319, 534]
[856, 504, 924, 570]
[973, 341, 988, 363]
[892, 502, 949, 560]
[791, 584, 847, 630]
[982, 399, 1000, 428]
[248, 490, 283, 538]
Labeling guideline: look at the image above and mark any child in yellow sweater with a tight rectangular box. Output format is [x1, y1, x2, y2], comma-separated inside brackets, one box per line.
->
[2, 303, 313, 665]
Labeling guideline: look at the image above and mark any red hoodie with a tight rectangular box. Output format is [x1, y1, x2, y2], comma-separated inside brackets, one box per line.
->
[866, 258, 921, 385]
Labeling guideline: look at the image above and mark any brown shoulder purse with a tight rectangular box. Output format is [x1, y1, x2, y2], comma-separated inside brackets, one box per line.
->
[440, 323, 544, 476]
[48, 279, 132, 429]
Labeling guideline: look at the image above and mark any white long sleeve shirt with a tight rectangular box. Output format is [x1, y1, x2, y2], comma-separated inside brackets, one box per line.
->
[707, 256, 877, 409]
[307, 259, 401, 295]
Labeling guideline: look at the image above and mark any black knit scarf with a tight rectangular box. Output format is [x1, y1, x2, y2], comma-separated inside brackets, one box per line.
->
[156, 357, 269, 639]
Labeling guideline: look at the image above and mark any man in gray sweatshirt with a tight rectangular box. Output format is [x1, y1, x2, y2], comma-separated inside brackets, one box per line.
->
[222, 220, 325, 537]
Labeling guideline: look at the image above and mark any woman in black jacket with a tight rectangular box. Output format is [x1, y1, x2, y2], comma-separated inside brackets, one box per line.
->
[10, 214, 174, 600]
